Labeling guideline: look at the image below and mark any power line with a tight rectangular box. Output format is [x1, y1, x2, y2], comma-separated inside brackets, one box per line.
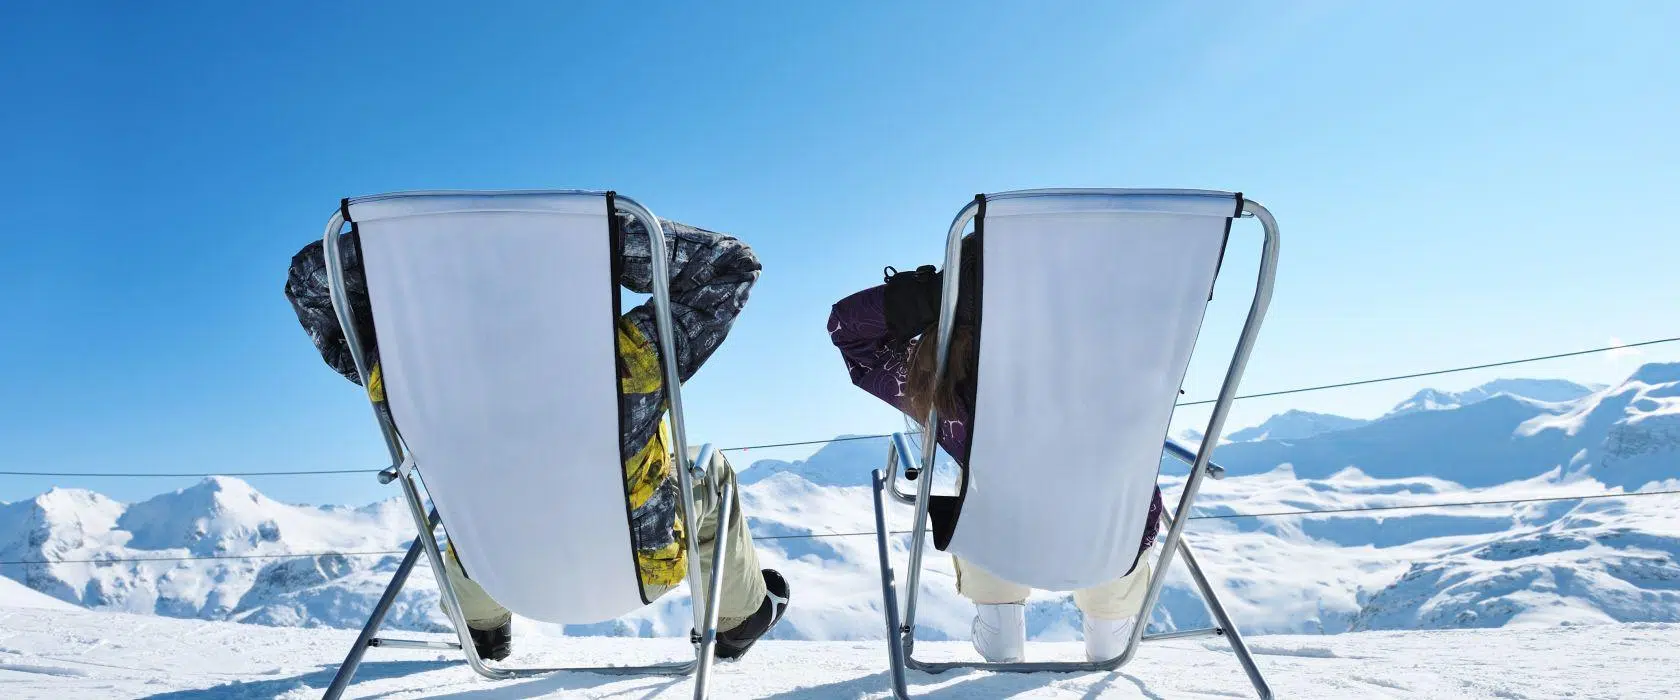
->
[0, 468, 381, 478]
[9, 489, 1674, 566]
[1174, 335, 1680, 407]
[718, 335, 1680, 452]
[1187, 488, 1680, 519]
[3, 335, 1672, 478]
[721, 434, 894, 452]
[0, 549, 407, 566]
[759, 488, 1680, 540]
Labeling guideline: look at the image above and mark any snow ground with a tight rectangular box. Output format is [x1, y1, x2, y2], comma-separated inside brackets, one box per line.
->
[3, 604, 1675, 699]
[0, 576, 76, 611]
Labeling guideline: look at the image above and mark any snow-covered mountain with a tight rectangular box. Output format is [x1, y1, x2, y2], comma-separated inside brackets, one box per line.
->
[1203, 365, 1680, 487]
[0, 476, 438, 630]
[1226, 410, 1369, 442]
[737, 434, 897, 487]
[1384, 378, 1601, 417]
[2, 364, 1676, 643]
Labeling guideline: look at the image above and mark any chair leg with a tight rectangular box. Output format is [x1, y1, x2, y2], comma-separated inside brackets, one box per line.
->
[692, 478, 734, 700]
[1176, 536, 1272, 699]
[872, 470, 912, 699]
[322, 508, 439, 700]
[392, 471, 520, 682]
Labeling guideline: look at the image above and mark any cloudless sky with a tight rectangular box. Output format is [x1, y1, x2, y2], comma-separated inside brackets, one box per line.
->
[2, 1, 1676, 506]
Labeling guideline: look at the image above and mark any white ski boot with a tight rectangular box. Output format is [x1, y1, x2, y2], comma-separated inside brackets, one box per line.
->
[971, 603, 1027, 663]
[1082, 615, 1137, 663]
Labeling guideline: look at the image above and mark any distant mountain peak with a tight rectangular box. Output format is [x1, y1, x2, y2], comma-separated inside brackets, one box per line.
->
[1628, 362, 1680, 386]
[1226, 410, 1368, 442]
[739, 434, 898, 487]
[34, 486, 118, 509]
[1386, 378, 1598, 418]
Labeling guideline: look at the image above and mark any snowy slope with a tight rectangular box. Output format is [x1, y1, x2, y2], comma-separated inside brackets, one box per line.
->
[0, 576, 75, 611]
[1351, 489, 1680, 630]
[3, 604, 1675, 700]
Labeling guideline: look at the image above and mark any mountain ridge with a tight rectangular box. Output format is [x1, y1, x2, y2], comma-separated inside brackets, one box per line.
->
[3, 364, 1677, 640]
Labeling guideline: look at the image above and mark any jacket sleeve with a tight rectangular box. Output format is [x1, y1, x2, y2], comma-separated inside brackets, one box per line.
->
[283, 232, 375, 386]
[617, 215, 761, 388]
[618, 216, 762, 382]
[827, 284, 914, 415]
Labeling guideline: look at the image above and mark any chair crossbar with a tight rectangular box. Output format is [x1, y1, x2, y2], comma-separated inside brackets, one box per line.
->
[367, 638, 462, 650]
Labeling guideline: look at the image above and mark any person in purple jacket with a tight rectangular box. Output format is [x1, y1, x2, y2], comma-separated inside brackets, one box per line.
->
[827, 232, 1165, 664]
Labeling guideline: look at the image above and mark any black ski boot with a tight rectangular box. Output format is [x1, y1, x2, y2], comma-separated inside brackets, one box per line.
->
[714, 569, 791, 662]
[469, 620, 512, 661]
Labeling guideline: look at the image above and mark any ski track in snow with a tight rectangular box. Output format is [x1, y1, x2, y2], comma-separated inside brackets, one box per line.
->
[1, 605, 1676, 699]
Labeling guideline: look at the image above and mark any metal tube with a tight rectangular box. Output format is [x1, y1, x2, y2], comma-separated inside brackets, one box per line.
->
[322, 209, 405, 469]
[887, 432, 920, 505]
[1163, 439, 1225, 479]
[908, 658, 1122, 674]
[1117, 198, 1279, 670]
[900, 427, 937, 642]
[617, 195, 710, 637]
[397, 471, 515, 681]
[693, 444, 718, 505]
[692, 477, 733, 700]
[679, 444, 716, 648]
[977, 187, 1238, 204]
[902, 200, 981, 640]
[1169, 515, 1272, 699]
[368, 638, 464, 650]
[1143, 627, 1223, 642]
[323, 507, 442, 700]
[873, 470, 911, 699]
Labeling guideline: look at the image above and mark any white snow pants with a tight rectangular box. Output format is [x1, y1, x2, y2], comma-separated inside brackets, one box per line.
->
[953, 544, 1155, 621]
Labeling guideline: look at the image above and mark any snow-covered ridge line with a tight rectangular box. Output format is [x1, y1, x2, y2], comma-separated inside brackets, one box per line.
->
[2, 363, 1677, 641]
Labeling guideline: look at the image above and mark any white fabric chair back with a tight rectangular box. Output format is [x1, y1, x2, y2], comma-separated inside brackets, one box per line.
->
[347, 191, 645, 623]
[945, 190, 1241, 590]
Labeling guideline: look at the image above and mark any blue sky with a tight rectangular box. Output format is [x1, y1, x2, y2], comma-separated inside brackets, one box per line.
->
[2, 1, 1676, 506]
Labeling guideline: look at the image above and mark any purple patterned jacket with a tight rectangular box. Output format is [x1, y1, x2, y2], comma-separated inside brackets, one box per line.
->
[827, 284, 1163, 571]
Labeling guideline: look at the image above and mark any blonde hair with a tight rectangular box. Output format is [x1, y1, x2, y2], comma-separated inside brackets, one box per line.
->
[903, 326, 975, 423]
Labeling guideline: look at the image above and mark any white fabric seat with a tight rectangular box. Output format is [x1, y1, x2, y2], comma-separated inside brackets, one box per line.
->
[946, 190, 1238, 590]
[349, 191, 643, 622]
[873, 188, 1278, 699]
[322, 190, 731, 700]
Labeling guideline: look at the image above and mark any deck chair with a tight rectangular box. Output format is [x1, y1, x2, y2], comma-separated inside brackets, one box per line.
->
[317, 190, 737, 700]
[869, 189, 1279, 699]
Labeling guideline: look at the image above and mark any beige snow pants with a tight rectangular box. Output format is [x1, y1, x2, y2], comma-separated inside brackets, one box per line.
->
[953, 544, 1155, 621]
[442, 448, 766, 631]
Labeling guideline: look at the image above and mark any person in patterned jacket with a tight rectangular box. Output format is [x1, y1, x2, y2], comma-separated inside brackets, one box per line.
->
[285, 214, 789, 661]
[827, 232, 1162, 665]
